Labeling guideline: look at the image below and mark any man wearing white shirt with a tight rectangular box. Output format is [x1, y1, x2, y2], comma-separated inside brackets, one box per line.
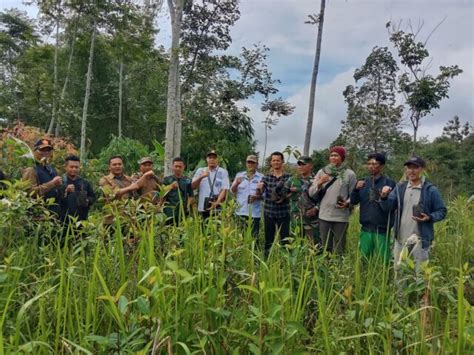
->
[231, 155, 264, 237]
[192, 150, 230, 219]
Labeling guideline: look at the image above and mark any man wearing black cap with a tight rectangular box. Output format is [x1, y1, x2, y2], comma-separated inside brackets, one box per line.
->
[351, 153, 396, 263]
[287, 156, 319, 243]
[22, 139, 62, 215]
[192, 150, 230, 219]
[380, 156, 447, 268]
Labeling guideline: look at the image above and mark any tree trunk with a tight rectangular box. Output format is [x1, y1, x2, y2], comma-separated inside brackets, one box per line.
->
[48, 20, 60, 134]
[118, 61, 124, 138]
[303, 0, 326, 156]
[80, 26, 96, 162]
[262, 120, 269, 166]
[164, 0, 185, 175]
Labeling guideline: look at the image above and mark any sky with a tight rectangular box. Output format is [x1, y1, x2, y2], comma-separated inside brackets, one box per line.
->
[3, 0, 474, 160]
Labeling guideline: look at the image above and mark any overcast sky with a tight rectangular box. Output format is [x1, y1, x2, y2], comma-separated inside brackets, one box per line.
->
[3, 0, 473, 159]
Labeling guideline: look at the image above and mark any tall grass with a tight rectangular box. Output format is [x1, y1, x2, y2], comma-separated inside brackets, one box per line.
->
[0, 196, 472, 353]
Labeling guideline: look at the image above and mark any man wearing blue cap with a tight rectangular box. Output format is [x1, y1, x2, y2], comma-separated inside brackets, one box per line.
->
[380, 156, 447, 268]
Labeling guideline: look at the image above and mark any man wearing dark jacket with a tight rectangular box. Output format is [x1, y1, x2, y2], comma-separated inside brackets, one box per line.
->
[59, 155, 95, 223]
[351, 153, 396, 263]
[380, 156, 447, 268]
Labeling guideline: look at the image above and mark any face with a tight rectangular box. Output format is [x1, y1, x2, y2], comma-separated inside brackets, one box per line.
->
[297, 162, 313, 176]
[65, 160, 80, 177]
[367, 159, 383, 176]
[36, 147, 53, 161]
[246, 160, 257, 172]
[405, 164, 423, 182]
[329, 152, 342, 167]
[206, 154, 218, 168]
[172, 161, 185, 176]
[139, 162, 153, 174]
[270, 154, 283, 170]
[109, 158, 124, 176]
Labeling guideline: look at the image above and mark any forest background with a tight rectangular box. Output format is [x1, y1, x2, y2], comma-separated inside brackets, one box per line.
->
[0, 0, 473, 198]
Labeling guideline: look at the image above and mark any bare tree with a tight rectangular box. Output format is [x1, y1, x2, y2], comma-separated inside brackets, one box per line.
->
[303, 0, 326, 156]
[164, 0, 186, 175]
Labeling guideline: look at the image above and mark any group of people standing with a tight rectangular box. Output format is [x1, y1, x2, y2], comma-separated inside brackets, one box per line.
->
[14, 138, 447, 267]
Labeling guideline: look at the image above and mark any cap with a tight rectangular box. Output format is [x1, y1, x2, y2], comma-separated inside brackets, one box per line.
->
[34, 139, 53, 151]
[404, 156, 426, 168]
[367, 152, 386, 165]
[206, 150, 218, 157]
[138, 157, 154, 165]
[297, 156, 313, 165]
[246, 154, 258, 163]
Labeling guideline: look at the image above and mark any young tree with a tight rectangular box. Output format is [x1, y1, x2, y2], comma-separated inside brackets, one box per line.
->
[303, 0, 326, 156]
[442, 115, 471, 143]
[261, 97, 295, 161]
[340, 46, 403, 154]
[387, 22, 462, 153]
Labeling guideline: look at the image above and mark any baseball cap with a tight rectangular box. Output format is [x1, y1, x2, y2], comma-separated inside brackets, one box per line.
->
[246, 154, 258, 163]
[404, 156, 426, 168]
[297, 156, 313, 165]
[138, 157, 154, 165]
[34, 139, 53, 151]
[206, 150, 218, 157]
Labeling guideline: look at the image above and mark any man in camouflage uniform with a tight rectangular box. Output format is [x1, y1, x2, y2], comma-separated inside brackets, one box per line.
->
[287, 156, 319, 244]
[22, 139, 62, 216]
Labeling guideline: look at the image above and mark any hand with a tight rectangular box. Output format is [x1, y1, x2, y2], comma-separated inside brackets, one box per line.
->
[317, 174, 331, 188]
[143, 170, 155, 179]
[412, 213, 431, 222]
[336, 200, 349, 209]
[305, 207, 318, 217]
[201, 169, 209, 178]
[380, 186, 392, 198]
[170, 181, 178, 190]
[52, 176, 62, 187]
[235, 176, 243, 185]
[209, 200, 220, 210]
[248, 195, 256, 203]
[356, 180, 365, 190]
[290, 186, 298, 193]
[65, 184, 75, 193]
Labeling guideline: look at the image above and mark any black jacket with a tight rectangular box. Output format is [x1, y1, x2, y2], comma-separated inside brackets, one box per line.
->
[351, 175, 396, 233]
[59, 175, 95, 222]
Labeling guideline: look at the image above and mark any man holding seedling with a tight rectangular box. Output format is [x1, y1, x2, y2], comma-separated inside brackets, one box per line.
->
[256, 151, 292, 253]
[163, 157, 194, 225]
[286, 156, 319, 244]
[309, 146, 356, 254]
[350, 153, 396, 263]
[99, 155, 154, 225]
[59, 155, 95, 223]
[132, 156, 161, 201]
[380, 156, 447, 268]
[22, 138, 62, 216]
[192, 150, 230, 220]
[231, 154, 264, 238]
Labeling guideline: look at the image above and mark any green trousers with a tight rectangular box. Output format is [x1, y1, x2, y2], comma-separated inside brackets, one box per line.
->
[359, 230, 391, 264]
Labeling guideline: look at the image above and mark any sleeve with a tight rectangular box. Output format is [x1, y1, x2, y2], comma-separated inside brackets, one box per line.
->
[222, 169, 230, 189]
[186, 179, 193, 197]
[308, 170, 323, 197]
[21, 167, 57, 197]
[192, 168, 202, 183]
[87, 181, 96, 206]
[428, 187, 447, 222]
[380, 184, 399, 212]
[350, 182, 361, 205]
[347, 170, 357, 195]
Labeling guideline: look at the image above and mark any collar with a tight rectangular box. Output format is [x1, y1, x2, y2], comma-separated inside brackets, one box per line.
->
[407, 176, 424, 189]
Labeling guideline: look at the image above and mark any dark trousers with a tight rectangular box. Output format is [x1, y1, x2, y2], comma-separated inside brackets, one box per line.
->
[319, 219, 348, 254]
[264, 215, 290, 253]
[238, 215, 261, 238]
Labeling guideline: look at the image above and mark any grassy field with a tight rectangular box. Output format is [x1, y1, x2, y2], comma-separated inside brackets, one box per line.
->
[0, 193, 473, 354]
